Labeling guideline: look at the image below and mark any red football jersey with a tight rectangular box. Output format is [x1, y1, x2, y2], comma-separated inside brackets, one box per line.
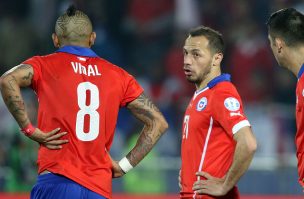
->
[296, 65, 304, 187]
[180, 74, 250, 199]
[23, 46, 143, 198]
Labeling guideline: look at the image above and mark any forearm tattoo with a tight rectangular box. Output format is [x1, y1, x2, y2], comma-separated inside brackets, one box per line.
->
[129, 93, 161, 121]
[126, 125, 154, 166]
[5, 95, 29, 127]
[126, 94, 163, 166]
[1, 65, 32, 127]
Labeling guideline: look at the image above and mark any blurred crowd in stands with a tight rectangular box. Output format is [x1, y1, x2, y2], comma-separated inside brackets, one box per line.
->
[0, 0, 303, 194]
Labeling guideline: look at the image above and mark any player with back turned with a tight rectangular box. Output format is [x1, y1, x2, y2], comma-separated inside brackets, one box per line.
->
[0, 6, 168, 199]
[179, 26, 257, 199]
[267, 8, 304, 190]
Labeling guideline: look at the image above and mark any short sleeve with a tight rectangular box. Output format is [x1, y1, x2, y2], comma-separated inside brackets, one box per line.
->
[211, 83, 250, 135]
[120, 73, 144, 107]
[22, 56, 42, 92]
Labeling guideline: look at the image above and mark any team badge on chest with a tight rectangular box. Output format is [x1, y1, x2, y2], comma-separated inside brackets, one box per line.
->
[196, 97, 208, 111]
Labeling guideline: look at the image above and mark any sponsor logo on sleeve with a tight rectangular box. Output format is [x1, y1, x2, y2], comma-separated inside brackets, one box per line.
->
[196, 97, 207, 111]
[224, 97, 240, 111]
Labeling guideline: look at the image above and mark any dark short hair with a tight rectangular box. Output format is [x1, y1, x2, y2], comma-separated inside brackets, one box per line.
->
[55, 5, 93, 42]
[188, 26, 225, 54]
[267, 8, 304, 46]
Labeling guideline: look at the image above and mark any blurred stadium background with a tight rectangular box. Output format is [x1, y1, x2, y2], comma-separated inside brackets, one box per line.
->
[0, 0, 303, 198]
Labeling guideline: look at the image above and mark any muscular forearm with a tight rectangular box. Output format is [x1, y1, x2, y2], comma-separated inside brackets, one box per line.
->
[222, 138, 256, 191]
[0, 74, 31, 128]
[126, 122, 164, 166]
[125, 93, 168, 168]
[0, 65, 69, 150]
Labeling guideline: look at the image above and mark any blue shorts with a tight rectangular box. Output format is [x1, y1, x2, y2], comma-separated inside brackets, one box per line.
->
[30, 173, 107, 199]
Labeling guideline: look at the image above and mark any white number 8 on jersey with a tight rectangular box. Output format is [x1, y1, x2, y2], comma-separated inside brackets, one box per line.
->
[76, 82, 100, 141]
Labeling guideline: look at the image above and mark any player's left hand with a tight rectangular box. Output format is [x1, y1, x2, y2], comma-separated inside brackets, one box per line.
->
[192, 171, 228, 196]
[107, 153, 125, 178]
[111, 160, 125, 178]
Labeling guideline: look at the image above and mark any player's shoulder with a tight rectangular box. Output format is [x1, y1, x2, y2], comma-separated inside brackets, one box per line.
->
[210, 81, 243, 102]
[94, 57, 137, 82]
[96, 57, 121, 69]
[209, 81, 244, 110]
[207, 74, 237, 93]
[97, 57, 130, 75]
[299, 73, 304, 83]
[27, 52, 60, 62]
[23, 54, 50, 66]
[212, 81, 238, 93]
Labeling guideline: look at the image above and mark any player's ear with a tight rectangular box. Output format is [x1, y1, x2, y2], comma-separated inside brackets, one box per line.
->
[275, 37, 284, 53]
[89, 32, 96, 47]
[212, 52, 223, 66]
[52, 33, 60, 48]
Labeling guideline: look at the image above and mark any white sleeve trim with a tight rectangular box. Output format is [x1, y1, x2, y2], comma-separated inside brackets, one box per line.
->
[232, 120, 251, 134]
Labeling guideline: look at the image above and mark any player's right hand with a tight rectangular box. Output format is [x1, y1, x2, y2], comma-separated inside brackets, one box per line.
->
[193, 171, 227, 196]
[29, 128, 69, 150]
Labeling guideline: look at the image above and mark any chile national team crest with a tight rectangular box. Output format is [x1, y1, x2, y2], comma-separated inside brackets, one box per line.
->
[196, 97, 208, 111]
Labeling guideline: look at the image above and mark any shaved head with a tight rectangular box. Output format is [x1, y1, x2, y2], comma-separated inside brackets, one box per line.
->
[55, 6, 93, 45]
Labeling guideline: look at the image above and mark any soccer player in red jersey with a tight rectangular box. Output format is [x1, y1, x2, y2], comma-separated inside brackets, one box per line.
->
[179, 26, 257, 199]
[0, 6, 168, 199]
[267, 8, 304, 189]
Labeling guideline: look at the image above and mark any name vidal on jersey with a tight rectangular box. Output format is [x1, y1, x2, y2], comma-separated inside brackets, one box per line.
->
[71, 62, 101, 76]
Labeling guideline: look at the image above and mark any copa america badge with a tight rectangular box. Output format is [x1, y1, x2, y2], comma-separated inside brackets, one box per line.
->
[224, 97, 240, 111]
[196, 97, 208, 111]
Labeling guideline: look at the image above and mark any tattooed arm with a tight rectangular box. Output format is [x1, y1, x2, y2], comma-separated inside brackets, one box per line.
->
[0, 64, 34, 127]
[0, 64, 68, 149]
[113, 93, 168, 177]
[126, 93, 168, 166]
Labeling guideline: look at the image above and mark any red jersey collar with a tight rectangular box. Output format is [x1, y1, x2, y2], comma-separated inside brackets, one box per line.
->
[207, 73, 231, 88]
[298, 64, 304, 79]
